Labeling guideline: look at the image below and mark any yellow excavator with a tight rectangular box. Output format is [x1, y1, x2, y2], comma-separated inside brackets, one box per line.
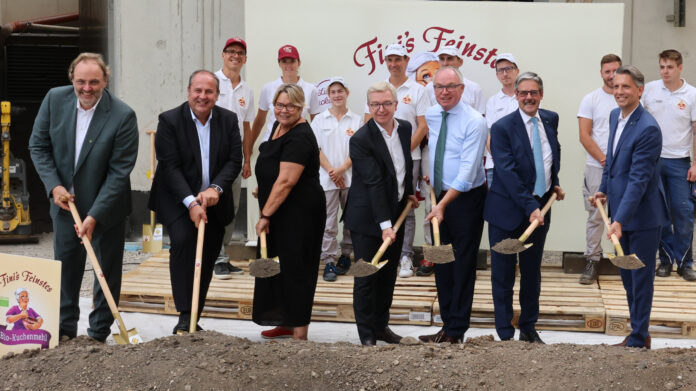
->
[0, 101, 33, 242]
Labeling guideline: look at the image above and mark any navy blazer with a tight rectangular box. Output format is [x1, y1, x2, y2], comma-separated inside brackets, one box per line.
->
[484, 108, 561, 231]
[344, 118, 413, 237]
[598, 104, 667, 231]
[148, 102, 243, 226]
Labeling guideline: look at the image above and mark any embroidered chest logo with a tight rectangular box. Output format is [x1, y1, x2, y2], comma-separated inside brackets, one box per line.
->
[346, 128, 354, 136]
[402, 94, 412, 104]
[677, 99, 687, 110]
[238, 97, 246, 107]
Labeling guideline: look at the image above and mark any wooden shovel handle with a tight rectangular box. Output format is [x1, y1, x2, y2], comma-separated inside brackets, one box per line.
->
[259, 230, 268, 259]
[371, 200, 413, 264]
[518, 192, 557, 242]
[429, 188, 441, 246]
[594, 198, 625, 256]
[189, 222, 205, 333]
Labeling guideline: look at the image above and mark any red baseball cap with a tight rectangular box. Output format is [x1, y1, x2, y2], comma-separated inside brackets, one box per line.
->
[223, 37, 247, 51]
[278, 45, 300, 61]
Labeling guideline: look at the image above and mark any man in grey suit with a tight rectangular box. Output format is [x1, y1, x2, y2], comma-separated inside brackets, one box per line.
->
[29, 52, 139, 342]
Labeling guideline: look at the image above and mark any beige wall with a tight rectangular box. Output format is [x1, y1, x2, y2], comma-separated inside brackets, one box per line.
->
[0, 0, 78, 24]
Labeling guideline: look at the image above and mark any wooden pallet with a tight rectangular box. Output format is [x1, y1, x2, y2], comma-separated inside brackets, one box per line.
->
[599, 275, 696, 339]
[119, 253, 438, 325]
[432, 270, 606, 333]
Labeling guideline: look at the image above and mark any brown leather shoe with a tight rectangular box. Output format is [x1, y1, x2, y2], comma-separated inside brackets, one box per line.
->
[375, 326, 402, 344]
[613, 335, 651, 349]
[418, 329, 463, 344]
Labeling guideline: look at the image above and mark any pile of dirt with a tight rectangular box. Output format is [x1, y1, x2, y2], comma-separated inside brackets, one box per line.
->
[3, 332, 696, 390]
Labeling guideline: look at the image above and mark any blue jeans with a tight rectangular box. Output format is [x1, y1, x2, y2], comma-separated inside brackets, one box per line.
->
[658, 157, 694, 268]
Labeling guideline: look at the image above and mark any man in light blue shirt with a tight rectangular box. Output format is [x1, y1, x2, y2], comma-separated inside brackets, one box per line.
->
[418, 67, 488, 343]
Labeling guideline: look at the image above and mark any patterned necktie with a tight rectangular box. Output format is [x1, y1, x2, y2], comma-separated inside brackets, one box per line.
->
[433, 111, 449, 196]
[531, 117, 546, 196]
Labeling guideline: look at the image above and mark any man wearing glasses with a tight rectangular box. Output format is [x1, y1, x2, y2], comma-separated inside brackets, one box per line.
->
[212, 38, 254, 279]
[484, 53, 520, 188]
[484, 72, 564, 344]
[347, 81, 419, 345]
[418, 67, 487, 344]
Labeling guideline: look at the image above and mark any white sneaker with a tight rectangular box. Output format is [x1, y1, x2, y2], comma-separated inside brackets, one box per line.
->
[399, 256, 413, 278]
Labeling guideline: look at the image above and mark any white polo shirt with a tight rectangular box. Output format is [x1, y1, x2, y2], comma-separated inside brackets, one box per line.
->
[365, 77, 430, 160]
[259, 77, 321, 141]
[310, 109, 363, 190]
[214, 69, 255, 141]
[426, 77, 486, 115]
[484, 90, 519, 169]
[643, 79, 696, 158]
[577, 87, 618, 168]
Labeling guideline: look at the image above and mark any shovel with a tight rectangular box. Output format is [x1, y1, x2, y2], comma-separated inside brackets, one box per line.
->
[491, 192, 557, 254]
[248, 230, 281, 278]
[594, 198, 644, 269]
[142, 130, 163, 253]
[421, 188, 455, 264]
[188, 221, 205, 333]
[61, 196, 142, 344]
[349, 200, 413, 277]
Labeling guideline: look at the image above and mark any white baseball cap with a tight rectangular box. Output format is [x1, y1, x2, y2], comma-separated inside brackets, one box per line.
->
[384, 43, 408, 57]
[493, 53, 517, 67]
[436, 45, 460, 58]
[327, 76, 348, 90]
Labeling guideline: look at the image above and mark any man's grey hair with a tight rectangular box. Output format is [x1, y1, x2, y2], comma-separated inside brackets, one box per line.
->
[188, 69, 220, 92]
[515, 72, 543, 92]
[366, 81, 398, 103]
[614, 65, 645, 88]
[434, 66, 463, 84]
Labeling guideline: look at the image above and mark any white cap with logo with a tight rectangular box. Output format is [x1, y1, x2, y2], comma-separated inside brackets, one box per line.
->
[327, 76, 348, 90]
[493, 53, 517, 67]
[384, 43, 408, 57]
[436, 45, 460, 58]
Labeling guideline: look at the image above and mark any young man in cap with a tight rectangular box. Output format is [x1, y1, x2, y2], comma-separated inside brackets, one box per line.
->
[310, 77, 362, 281]
[246, 44, 321, 172]
[643, 49, 696, 281]
[484, 53, 520, 188]
[213, 37, 255, 279]
[364, 43, 431, 279]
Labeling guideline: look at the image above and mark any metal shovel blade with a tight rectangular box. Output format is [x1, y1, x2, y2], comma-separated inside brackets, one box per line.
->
[422, 244, 455, 264]
[491, 238, 533, 254]
[249, 257, 281, 278]
[607, 253, 645, 270]
[112, 328, 142, 345]
[348, 259, 388, 277]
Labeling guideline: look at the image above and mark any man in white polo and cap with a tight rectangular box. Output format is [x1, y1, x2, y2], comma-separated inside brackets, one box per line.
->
[425, 45, 486, 115]
[484, 53, 520, 187]
[365, 43, 431, 278]
[311, 77, 362, 282]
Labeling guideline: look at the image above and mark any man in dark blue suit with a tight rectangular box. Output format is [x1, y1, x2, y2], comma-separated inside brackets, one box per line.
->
[591, 65, 667, 349]
[484, 72, 565, 343]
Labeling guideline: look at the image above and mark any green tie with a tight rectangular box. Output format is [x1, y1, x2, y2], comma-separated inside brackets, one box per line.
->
[433, 111, 449, 195]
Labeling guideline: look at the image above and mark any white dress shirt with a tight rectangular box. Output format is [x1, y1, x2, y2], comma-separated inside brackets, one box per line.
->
[74, 98, 100, 168]
[183, 109, 212, 208]
[376, 119, 406, 230]
[519, 109, 552, 195]
[613, 106, 638, 154]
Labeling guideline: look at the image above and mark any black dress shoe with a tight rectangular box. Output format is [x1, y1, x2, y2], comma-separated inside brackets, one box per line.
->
[519, 330, 545, 344]
[360, 337, 376, 346]
[678, 266, 696, 281]
[375, 326, 402, 344]
[418, 329, 462, 344]
[656, 263, 672, 277]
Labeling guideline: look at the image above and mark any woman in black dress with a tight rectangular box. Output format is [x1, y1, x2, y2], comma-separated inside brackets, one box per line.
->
[253, 83, 326, 340]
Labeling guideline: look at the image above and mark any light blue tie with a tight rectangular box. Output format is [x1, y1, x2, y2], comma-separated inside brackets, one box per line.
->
[531, 117, 546, 196]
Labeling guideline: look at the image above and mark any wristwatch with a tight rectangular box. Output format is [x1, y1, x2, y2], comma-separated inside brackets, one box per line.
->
[209, 184, 223, 195]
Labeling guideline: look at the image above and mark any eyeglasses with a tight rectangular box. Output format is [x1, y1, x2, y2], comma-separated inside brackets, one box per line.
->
[517, 90, 540, 98]
[434, 84, 462, 92]
[368, 101, 396, 109]
[274, 103, 300, 112]
[223, 49, 246, 56]
[496, 66, 516, 74]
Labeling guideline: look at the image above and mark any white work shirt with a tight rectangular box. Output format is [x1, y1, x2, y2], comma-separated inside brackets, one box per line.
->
[577, 87, 618, 168]
[74, 98, 101, 168]
[310, 109, 363, 190]
[214, 69, 255, 141]
[259, 77, 321, 141]
[642, 79, 696, 158]
[365, 78, 430, 160]
[376, 119, 406, 230]
[182, 109, 212, 208]
[484, 90, 519, 169]
[426, 77, 486, 115]
[613, 106, 638, 155]
[519, 109, 552, 195]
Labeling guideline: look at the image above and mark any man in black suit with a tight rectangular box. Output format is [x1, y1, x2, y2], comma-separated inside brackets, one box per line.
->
[149, 70, 242, 333]
[344, 81, 419, 345]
